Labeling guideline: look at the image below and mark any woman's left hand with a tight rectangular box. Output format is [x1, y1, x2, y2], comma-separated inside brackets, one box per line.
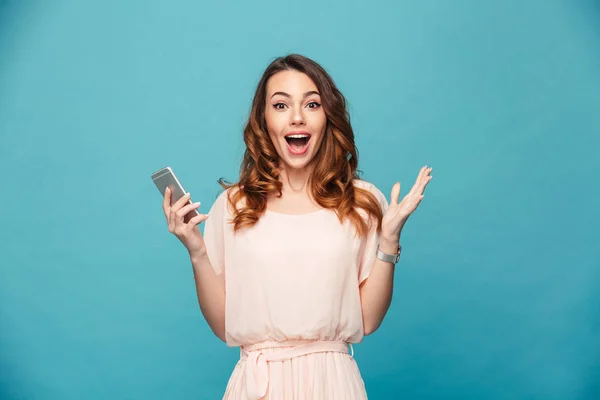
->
[381, 165, 433, 242]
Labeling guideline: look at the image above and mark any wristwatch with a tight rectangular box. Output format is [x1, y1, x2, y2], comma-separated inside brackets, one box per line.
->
[376, 244, 402, 264]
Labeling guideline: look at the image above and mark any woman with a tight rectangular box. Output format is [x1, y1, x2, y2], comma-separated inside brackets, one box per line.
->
[162, 54, 433, 399]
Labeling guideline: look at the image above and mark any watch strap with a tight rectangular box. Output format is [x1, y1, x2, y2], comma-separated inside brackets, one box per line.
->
[376, 244, 402, 264]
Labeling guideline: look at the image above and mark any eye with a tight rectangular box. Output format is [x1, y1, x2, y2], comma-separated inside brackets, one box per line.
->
[307, 101, 321, 109]
[273, 102, 287, 110]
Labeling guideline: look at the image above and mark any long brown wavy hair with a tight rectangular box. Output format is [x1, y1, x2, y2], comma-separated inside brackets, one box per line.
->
[219, 54, 383, 237]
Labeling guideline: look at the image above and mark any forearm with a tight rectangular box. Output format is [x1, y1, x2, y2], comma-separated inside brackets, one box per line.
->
[190, 249, 227, 342]
[359, 236, 400, 335]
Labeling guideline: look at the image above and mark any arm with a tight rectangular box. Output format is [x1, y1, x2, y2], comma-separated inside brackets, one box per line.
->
[190, 248, 227, 342]
[359, 165, 433, 335]
[359, 234, 402, 335]
[163, 187, 228, 343]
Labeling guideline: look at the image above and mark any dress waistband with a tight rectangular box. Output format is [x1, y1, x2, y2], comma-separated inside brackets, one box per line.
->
[239, 340, 354, 400]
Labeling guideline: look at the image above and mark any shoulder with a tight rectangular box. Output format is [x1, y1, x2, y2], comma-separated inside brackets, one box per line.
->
[352, 179, 388, 207]
[210, 185, 247, 216]
[352, 178, 379, 192]
[208, 186, 234, 214]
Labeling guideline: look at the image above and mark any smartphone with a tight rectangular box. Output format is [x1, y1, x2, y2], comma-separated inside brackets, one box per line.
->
[151, 166, 200, 223]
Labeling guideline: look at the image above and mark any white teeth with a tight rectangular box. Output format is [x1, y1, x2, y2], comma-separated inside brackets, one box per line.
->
[287, 134, 309, 139]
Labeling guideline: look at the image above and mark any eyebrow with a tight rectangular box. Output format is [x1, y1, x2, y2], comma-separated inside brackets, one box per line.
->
[270, 90, 320, 99]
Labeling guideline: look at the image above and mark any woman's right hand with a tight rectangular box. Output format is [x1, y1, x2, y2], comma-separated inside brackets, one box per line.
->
[163, 186, 209, 255]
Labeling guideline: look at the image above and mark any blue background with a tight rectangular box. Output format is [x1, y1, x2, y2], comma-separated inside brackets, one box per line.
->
[1, 0, 599, 399]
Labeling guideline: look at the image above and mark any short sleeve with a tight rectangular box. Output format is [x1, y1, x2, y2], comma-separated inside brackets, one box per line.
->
[202, 190, 229, 280]
[357, 181, 389, 285]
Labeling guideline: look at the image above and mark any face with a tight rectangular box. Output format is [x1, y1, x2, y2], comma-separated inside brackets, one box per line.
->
[264, 70, 327, 172]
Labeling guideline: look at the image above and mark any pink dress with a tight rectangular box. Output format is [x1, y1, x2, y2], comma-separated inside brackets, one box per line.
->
[203, 179, 389, 400]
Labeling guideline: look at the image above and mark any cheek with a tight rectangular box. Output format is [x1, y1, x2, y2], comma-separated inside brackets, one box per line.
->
[265, 111, 286, 135]
[312, 111, 327, 134]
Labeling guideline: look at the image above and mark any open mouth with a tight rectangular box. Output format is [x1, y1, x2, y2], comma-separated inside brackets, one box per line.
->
[284, 133, 311, 154]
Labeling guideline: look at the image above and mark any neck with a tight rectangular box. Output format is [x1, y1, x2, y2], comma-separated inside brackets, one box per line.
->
[280, 164, 313, 193]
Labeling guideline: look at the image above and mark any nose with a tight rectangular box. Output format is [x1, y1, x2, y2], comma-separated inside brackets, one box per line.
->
[289, 106, 305, 126]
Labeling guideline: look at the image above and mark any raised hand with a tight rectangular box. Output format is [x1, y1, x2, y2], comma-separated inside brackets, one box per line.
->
[381, 165, 433, 242]
[163, 186, 210, 255]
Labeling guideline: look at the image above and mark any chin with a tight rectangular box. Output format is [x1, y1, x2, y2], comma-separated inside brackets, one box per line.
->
[281, 155, 314, 170]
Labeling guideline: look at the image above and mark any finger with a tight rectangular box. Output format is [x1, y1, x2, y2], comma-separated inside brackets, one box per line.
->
[421, 173, 433, 194]
[174, 192, 193, 210]
[170, 192, 191, 223]
[176, 202, 201, 219]
[171, 193, 192, 219]
[414, 172, 430, 195]
[405, 194, 425, 212]
[408, 168, 425, 197]
[390, 182, 401, 205]
[162, 186, 172, 216]
[419, 167, 433, 193]
[188, 213, 209, 227]
[418, 165, 429, 183]
[412, 166, 432, 195]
